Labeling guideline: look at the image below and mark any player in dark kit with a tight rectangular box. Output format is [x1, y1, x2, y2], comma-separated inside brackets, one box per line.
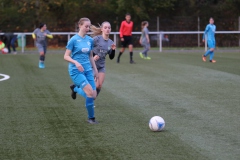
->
[91, 22, 116, 96]
[117, 13, 135, 64]
[32, 23, 53, 68]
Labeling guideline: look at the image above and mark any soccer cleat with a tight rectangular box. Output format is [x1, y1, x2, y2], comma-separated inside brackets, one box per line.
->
[42, 62, 45, 68]
[145, 56, 151, 60]
[39, 61, 44, 68]
[210, 60, 216, 63]
[117, 57, 120, 63]
[202, 55, 206, 62]
[39, 61, 45, 68]
[139, 52, 144, 58]
[87, 118, 98, 124]
[70, 85, 77, 99]
[130, 60, 136, 64]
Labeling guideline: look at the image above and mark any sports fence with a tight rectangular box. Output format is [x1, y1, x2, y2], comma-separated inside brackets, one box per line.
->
[1, 31, 240, 53]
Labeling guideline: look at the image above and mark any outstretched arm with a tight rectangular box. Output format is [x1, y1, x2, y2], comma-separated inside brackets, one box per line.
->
[45, 30, 53, 39]
[46, 34, 53, 39]
[32, 33, 36, 40]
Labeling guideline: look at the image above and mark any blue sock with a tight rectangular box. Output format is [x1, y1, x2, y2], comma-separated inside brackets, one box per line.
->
[204, 50, 211, 57]
[85, 97, 95, 119]
[74, 86, 87, 98]
[209, 51, 214, 60]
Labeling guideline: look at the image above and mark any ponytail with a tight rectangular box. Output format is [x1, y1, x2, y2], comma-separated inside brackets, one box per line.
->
[90, 24, 102, 37]
[90, 21, 111, 37]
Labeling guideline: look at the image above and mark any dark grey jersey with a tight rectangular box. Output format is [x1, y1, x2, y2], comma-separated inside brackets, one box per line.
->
[92, 35, 114, 68]
[141, 27, 149, 44]
[33, 28, 51, 46]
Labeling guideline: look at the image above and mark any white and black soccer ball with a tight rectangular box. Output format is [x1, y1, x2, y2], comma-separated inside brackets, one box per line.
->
[149, 116, 165, 131]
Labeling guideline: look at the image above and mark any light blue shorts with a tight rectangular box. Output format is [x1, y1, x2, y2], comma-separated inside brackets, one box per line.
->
[207, 40, 215, 49]
[70, 70, 96, 90]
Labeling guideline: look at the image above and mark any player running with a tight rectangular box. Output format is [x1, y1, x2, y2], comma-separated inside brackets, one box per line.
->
[202, 17, 216, 63]
[69, 22, 116, 101]
[139, 21, 151, 60]
[117, 13, 135, 64]
[91, 22, 116, 96]
[64, 18, 99, 124]
[32, 23, 53, 68]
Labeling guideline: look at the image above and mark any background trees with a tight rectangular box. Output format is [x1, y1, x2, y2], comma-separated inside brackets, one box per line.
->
[0, 0, 239, 32]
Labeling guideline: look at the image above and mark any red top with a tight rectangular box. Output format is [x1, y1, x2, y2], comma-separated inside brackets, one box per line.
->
[119, 20, 133, 38]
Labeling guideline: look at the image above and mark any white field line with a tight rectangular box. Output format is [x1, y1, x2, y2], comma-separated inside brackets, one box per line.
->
[0, 73, 10, 81]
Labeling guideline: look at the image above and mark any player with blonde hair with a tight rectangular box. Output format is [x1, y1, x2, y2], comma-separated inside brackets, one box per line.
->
[64, 17, 99, 124]
[91, 22, 116, 96]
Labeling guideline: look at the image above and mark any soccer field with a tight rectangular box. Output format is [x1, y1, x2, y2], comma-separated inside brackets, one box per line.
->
[0, 51, 240, 160]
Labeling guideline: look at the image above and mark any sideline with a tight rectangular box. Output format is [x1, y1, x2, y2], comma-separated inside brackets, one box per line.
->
[0, 73, 10, 81]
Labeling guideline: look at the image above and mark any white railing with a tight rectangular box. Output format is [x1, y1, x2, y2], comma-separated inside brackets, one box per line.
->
[1, 31, 240, 53]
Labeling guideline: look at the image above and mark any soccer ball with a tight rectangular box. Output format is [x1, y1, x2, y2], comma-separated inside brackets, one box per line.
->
[149, 116, 165, 131]
[1, 48, 8, 54]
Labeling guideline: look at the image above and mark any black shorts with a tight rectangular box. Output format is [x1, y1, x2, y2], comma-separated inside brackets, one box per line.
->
[121, 36, 133, 47]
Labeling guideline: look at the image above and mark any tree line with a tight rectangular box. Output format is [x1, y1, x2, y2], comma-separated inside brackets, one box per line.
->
[0, 0, 240, 32]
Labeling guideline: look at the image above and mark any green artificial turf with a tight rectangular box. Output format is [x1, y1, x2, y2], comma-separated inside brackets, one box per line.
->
[0, 50, 239, 160]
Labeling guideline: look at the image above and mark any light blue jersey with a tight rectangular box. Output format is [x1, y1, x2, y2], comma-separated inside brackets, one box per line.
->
[203, 24, 216, 41]
[66, 34, 93, 75]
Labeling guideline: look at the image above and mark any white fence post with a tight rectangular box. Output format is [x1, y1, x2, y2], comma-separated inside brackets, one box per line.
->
[159, 32, 162, 52]
[21, 34, 24, 53]
[68, 34, 70, 41]
[205, 35, 207, 52]
[114, 33, 116, 46]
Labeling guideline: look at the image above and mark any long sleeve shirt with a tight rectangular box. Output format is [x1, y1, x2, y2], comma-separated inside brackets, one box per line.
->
[203, 24, 216, 41]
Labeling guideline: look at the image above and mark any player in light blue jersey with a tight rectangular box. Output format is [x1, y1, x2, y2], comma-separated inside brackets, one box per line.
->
[64, 18, 99, 124]
[202, 17, 216, 63]
[69, 22, 116, 100]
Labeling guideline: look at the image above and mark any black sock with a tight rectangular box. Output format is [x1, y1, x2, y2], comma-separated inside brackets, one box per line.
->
[96, 88, 101, 96]
[130, 52, 133, 61]
[118, 52, 122, 59]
